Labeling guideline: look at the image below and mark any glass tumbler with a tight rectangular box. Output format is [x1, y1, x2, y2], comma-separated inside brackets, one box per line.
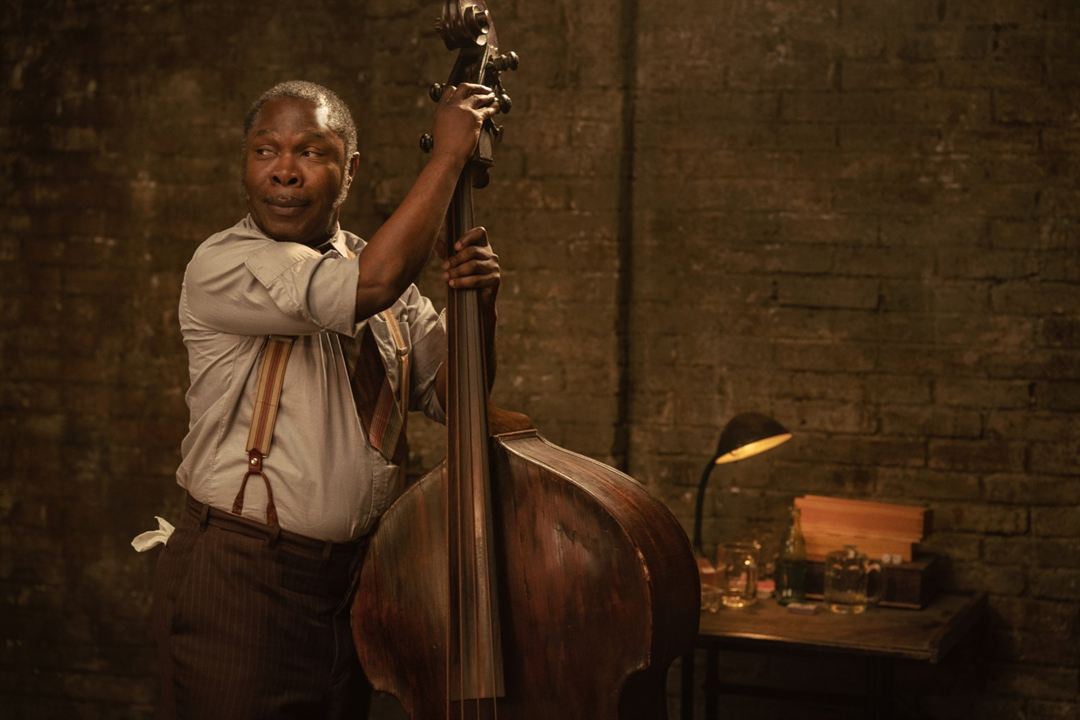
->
[824, 545, 883, 614]
[716, 541, 760, 609]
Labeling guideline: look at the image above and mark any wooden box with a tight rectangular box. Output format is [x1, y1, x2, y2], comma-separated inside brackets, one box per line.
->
[803, 555, 939, 609]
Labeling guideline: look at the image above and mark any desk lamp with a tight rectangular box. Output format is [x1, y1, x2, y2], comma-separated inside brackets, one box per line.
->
[692, 412, 792, 553]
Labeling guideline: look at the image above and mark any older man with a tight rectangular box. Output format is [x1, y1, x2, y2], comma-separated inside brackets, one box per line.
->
[152, 80, 501, 719]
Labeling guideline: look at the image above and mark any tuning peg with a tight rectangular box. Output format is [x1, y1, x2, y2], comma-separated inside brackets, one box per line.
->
[473, 168, 490, 189]
[492, 51, 519, 72]
[464, 6, 490, 38]
[429, 83, 445, 103]
[491, 123, 504, 140]
[419, 133, 434, 153]
[497, 92, 512, 114]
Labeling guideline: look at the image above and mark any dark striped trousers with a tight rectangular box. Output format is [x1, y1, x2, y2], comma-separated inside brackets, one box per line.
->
[153, 496, 372, 720]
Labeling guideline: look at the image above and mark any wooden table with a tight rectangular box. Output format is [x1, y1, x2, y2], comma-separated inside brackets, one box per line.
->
[681, 593, 986, 720]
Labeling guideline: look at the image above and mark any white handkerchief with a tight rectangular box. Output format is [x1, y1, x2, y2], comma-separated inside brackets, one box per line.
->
[131, 516, 176, 552]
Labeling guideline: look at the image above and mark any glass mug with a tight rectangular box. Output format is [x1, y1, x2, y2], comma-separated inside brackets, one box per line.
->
[696, 554, 723, 613]
[716, 541, 760, 609]
[824, 545, 883, 614]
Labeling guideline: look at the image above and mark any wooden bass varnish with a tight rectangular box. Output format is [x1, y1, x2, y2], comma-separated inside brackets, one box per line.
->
[351, 3, 699, 717]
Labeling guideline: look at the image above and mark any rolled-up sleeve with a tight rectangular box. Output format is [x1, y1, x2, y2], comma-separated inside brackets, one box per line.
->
[401, 285, 446, 423]
[186, 238, 358, 336]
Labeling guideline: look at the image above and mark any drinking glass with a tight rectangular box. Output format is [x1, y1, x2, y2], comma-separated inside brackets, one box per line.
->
[696, 553, 722, 613]
[716, 541, 760, 609]
[824, 545, 883, 614]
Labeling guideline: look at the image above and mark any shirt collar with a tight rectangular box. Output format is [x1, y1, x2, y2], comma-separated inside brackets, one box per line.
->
[319, 226, 353, 257]
[242, 214, 349, 257]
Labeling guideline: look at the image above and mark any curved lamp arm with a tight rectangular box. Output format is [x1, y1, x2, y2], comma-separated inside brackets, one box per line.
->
[690, 412, 792, 556]
[692, 453, 721, 553]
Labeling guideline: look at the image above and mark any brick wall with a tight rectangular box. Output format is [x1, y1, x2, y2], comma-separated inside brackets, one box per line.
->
[2, 0, 1077, 718]
[630, 1, 1080, 718]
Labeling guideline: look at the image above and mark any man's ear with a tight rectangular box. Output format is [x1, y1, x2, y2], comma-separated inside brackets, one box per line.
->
[347, 152, 360, 181]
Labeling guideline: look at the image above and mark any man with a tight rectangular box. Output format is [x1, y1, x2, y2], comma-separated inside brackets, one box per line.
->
[152, 80, 501, 719]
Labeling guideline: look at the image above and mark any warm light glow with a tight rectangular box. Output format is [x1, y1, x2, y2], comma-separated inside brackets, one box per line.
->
[714, 433, 792, 464]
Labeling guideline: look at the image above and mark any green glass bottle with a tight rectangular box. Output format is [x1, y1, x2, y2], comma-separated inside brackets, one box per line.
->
[775, 506, 807, 605]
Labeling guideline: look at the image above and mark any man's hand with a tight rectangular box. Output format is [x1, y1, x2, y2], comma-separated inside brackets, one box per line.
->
[434, 226, 500, 402]
[432, 83, 500, 165]
[354, 86, 498, 320]
[443, 226, 500, 307]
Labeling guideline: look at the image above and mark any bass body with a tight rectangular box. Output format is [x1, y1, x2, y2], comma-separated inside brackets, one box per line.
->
[353, 425, 699, 718]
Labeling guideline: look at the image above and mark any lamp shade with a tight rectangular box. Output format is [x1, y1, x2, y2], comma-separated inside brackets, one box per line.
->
[713, 412, 792, 465]
[692, 412, 792, 552]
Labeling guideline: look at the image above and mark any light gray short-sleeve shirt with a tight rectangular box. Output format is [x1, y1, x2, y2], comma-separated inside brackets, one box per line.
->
[176, 216, 445, 542]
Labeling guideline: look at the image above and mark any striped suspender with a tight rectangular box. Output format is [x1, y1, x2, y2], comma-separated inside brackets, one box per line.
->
[382, 311, 411, 438]
[232, 335, 296, 532]
[246, 335, 295, 457]
[351, 311, 412, 464]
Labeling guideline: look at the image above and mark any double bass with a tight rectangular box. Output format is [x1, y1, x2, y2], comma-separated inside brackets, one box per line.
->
[351, 2, 699, 717]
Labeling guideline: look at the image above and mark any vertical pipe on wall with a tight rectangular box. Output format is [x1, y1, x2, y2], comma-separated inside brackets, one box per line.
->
[612, 0, 639, 473]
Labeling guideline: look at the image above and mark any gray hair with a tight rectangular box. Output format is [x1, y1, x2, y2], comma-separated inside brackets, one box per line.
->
[244, 80, 358, 161]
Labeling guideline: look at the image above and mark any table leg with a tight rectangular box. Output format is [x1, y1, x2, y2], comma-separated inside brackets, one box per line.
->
[865, 657, 894, 720]
[705, 648, 719, 720]
[681, 651, 695, 720]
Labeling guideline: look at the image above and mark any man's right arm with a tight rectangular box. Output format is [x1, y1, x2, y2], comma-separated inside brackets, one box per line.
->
[353, 83, 499, 321]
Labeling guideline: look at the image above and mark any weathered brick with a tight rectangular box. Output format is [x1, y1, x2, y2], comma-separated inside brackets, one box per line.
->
[995, 88, 1080, 125]
[877, 280, 934, 312]
[987, 596, 1078, 635]
[1036, 538, 1080, 569]
[1018, 634, 1080, 668]
[947, 560, 1027, 595]
[993, 22, 1051, 61]
[928, 439, 1027, 473]
[983, 536, 1036, 566]
[835, 245, 935, 277]
[1038, 250, 1080, 284]
[937, 247, 1040, 281]
[919, 530, 982, 560]
[786, 434, 927, 467]
[1030, 569, 1080, 601]
[771, 461, 877, 496]
[986, 410, 1080, 442]
[836, 122, 943, 153]
[935, 502, 1030, 535]
[773, 398, 877, 433]
[879, 406, 983, 437]
[984, 474, 1080, 505]
[876, 467, 981, 500]
[841, 0, 940, 27]
[842, 58, 939, 90]
[991, 282, 1080, 316]
[1041, 381, 1080, 410]
[1032, 507, 1080, 538]
[775, 340, 878, 372]
[1029, 442, 1080, 475]
[986, 351, 1080, 381]
[941, 58, 1044, 88]
[990, 218, 1072, 250]
[936, 378, 1033, 408]
[1027, 700, 1079, 720]
[864, 374, 933, 404]
[964, 696, 1027, 720]
[776, 212, 879, 246]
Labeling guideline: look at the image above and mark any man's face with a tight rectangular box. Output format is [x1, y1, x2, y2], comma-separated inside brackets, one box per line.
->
[242, 96, 355, 246]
